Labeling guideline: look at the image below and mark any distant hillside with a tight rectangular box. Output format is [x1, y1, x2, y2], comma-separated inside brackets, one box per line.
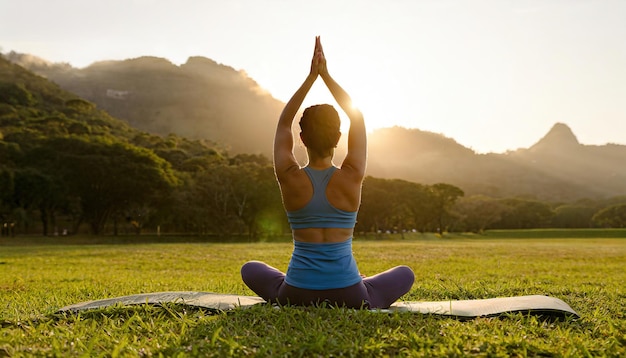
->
[6, 52, 283, 155]
[366, 124, 626, 201]
[0, 55, 136, 141]
[509, 123, 626, 198]
[7, 52, 626, 201]
[366, 126, 476, 188]
[0, 55, 224, 171]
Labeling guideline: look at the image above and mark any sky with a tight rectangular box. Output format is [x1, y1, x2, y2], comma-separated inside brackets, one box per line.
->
[2, 0, 625, 153]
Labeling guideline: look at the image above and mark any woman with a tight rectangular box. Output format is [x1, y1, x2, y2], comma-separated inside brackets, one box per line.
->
[241, 37, 414, 309]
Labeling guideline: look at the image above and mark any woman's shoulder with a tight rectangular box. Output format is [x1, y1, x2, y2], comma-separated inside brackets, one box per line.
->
[335, 163, 366, 184]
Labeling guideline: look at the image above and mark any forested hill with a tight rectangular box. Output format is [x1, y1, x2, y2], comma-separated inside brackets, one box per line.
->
[7, 52, 626, 202]
[0, 55, 224, 160]
[6, 52, 283, 155]
[1, 55, 282, 236]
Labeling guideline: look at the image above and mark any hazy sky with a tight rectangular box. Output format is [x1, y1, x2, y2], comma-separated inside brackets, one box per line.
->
[2, 0, 625, 153]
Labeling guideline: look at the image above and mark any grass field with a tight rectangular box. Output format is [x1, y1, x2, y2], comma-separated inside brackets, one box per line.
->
[1, 231, 625, 356]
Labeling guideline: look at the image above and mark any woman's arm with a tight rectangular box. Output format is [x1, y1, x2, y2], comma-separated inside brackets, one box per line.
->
[273, 74, 316, 176]
[273, 38, 323, 177]
[317, 39, 367, 178]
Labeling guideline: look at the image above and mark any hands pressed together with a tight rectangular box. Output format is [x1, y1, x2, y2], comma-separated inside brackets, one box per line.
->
[310, 36, 329, 78]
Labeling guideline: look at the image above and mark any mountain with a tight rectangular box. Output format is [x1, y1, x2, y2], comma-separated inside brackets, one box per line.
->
[363, 124, 626, 201]
[7, 52, 626, 201]
[528, 122, 580, 153]
[5, 52, 283, 155]
[509, 123, 626, 199]
[366, 126, 475, 183]
[0, 55, 223, 172]
[0, 55, 137, 141]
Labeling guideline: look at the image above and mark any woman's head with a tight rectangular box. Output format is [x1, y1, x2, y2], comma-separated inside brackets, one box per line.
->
[299, 104, 341, 157]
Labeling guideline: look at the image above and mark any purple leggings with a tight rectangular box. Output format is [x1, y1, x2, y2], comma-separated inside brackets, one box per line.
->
[241, 261, 415, 309]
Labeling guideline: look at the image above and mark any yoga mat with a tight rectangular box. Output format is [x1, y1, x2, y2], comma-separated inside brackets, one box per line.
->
[383, 295, 579, 318]
[58, 292, 579, 319]
[59, 292, 264, 312]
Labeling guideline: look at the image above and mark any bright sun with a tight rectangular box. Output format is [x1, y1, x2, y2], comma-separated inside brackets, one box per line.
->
[298, 77, 392, 133]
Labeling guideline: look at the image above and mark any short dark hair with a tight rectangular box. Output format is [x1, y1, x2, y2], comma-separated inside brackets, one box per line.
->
[299, 104, 341, 157]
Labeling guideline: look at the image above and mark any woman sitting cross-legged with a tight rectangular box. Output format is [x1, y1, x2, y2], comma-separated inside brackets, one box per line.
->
[241, 36, 414, 309]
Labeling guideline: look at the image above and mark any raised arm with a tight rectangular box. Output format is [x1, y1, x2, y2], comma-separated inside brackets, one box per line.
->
[317, 38, 367, 178]
[273, 38, 323, 177]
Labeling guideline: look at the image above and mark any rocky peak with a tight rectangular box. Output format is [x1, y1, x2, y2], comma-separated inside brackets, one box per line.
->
[529, 123, 580, 153]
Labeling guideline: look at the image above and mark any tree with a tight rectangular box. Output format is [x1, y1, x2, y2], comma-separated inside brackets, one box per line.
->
[0, 168, 14, 227]
[551, 205, 595, 228]
[65, 98, 95, 113]
[358, 177, 403, 234]
[12, 168, 66, 235]
[27, 137, 178, 235]
[184, 160, 282, 237]
[228, 163, 282, 237]
[386, 179, 422, 235]
[493, 199, 554, 229]
[454, 195, 508, 233]
[403, 181, 436, 234]
[358, 179, 466, 235]
[0, 82, 36, 106]
[430, 183, 464, 233]
[592, 204, 626, 228]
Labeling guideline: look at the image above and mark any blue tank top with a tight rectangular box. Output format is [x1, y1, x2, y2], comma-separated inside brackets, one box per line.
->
[286, 166, 358, 229]
[285, 238, 362, 290]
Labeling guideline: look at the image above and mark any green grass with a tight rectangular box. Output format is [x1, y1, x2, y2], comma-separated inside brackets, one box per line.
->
[1, 233, 625, 356]
[482, 228, 626, 239]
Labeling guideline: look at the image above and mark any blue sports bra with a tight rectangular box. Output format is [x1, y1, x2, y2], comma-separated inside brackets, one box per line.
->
[286, 166, 358, 230]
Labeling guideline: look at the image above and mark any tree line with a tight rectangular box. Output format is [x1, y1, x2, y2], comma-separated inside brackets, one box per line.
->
[1, 104, 625, 237]
[357, 177, 626, 235]
[2, 128, 625, 238]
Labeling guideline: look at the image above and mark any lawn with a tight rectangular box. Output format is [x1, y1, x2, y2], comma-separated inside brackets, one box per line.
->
[1, 232, 624, 356]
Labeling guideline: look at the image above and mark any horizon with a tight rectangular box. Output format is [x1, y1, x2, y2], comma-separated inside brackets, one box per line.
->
[2, 0, 625, 154]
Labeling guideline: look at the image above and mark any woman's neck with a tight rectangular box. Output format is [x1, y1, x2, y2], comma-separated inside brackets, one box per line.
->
[307, 152, 334, 169]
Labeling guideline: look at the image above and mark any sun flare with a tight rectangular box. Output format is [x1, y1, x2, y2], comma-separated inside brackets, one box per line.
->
[294, 76, 396, 134]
